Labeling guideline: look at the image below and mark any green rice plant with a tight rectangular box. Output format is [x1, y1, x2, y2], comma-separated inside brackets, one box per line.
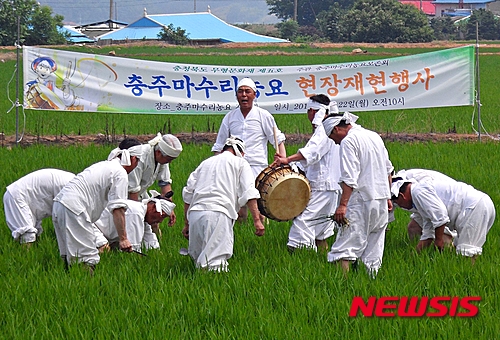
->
[0, 141, 500, 339]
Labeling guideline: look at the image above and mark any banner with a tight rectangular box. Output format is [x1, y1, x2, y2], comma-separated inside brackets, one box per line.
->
[23, 45, 475, 114]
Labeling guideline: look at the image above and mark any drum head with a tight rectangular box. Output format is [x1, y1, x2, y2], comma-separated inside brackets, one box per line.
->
[256, 165, 311, 222]
[265, 174, 310, 221]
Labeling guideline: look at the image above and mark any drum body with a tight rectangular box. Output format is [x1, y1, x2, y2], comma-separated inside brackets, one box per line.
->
[255, 165, 311, 222]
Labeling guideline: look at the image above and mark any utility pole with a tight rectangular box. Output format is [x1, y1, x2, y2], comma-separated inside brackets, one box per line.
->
[293, 0, 298, 21]
[194, 0, 197, 13]
[109, 0, 113, 28]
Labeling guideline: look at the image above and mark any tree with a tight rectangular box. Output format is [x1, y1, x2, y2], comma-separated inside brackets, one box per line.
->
[157, 24, 190, 45]
[341, 0, 433, 43]
[0, 0, 66, 46]
[25, 6, 66, 45]
[266, 0, 354, 26]
[276, 20, 299, 41]
[316, 3, 348, 42]
[430, 17, 458, 41]
[466, 9, 499, 40]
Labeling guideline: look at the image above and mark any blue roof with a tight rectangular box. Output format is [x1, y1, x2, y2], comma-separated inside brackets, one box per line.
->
[98, 12, 287, 43]
[432, 0, 494, 3]
[59, 26, 94, 43]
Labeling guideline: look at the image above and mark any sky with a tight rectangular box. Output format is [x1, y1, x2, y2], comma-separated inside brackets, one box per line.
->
[38, 0, 280, 26]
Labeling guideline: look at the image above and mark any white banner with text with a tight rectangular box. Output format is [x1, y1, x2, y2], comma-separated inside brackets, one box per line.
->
[23, 45, 475, 114]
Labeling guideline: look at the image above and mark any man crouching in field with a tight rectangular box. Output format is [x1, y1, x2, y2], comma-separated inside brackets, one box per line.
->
[52, 142, 142, 274]
[182, 136, 264, 272]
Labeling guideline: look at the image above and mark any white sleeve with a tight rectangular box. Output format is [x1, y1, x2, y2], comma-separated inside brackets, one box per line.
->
[212, 114, 230, 152]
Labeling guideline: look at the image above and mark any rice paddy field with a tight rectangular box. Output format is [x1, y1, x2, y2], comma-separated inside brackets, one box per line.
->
[1, 43, 500, 339]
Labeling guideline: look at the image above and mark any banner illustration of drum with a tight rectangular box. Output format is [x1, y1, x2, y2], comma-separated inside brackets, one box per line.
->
[256, 165, 311, 222]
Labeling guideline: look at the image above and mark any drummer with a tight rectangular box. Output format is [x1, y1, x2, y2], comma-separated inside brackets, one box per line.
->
[211, 77, 286, 223]
[272, 95, 342, 253]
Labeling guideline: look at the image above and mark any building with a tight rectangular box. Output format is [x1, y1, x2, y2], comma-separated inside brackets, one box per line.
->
[432, 0, 497, 17]
[96, 11, 287, 45]
[400, 1, 436, 15]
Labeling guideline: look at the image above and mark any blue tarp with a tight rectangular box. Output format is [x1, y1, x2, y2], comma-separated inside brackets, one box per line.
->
[98, 12, 287, 43]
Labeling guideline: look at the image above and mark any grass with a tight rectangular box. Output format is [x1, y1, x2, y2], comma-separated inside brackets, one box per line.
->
[1, 141, 500, 339]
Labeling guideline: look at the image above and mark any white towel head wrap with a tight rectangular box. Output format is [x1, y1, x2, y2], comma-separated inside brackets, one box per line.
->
[107, 145, 143, 166]
[148, 133, 182, 158]
[330, 101, 339, 114]
[390, 172, 415, 199]
[307, 98, 329, 126]
[322, 111, 359, 136]
[143, 190, 176, 216]
[237, 77, 257, 93]
[224, 135, 246, 158]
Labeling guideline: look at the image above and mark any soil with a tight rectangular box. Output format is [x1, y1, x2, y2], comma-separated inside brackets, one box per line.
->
[0, 131, 492, 148]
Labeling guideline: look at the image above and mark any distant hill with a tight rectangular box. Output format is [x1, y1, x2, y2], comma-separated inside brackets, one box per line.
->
[38, 0, 279, 26]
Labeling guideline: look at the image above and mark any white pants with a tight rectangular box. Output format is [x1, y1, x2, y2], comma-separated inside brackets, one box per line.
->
[187, 210, 234, 272]
[328, 192, 388, 275]
[454, 195, 496, 257]
[288, 190, 340, 250]
[52, 201, 100, 266]
[3, 190, 40, 243]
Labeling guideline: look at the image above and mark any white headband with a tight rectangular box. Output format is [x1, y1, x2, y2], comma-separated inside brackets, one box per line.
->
[307, 99, 329, 126]
[148, 133, 182, 158]
[330, 101, 339, 114]
[224, 135, 246, 158]
[142, 190, 176, 215]
[390, 173, 415, 198]
[238, 78, 257, 92]
[108, 145, 142, 166]
[322, 111, 359, 136]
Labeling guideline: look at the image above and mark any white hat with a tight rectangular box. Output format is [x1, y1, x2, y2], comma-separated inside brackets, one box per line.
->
[238, 78, 257, 92]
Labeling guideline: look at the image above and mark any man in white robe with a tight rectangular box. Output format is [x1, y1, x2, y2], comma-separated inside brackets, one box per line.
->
[323, 112, 394, 276]
[111, 134, 183, 227]
[272, 95, 341, 252]
[391, 169, 495, 260]
[52, 144, 142, 270]
[3, 168, 75, 245]
[94, 194, 175, 252]
[182, 137, 265, 272]
[211, 77, 286, 222]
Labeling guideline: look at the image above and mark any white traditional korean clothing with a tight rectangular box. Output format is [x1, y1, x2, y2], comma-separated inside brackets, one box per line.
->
[93, 200, 159, 251]
[211, 106, 286, 177]
[404, 169, 495, 257]
[327, 125, 393, 274]
[52, 159, 129, 265]
[124, 144, 172, 199]
[3, 168, 75, 243]
[288, 124, 341, 250]
[182, 151, 260, 271]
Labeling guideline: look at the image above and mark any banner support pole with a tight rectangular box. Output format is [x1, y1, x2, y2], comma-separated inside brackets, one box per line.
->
[475, 22, 481, 142]
[15, 16, 21, 147]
